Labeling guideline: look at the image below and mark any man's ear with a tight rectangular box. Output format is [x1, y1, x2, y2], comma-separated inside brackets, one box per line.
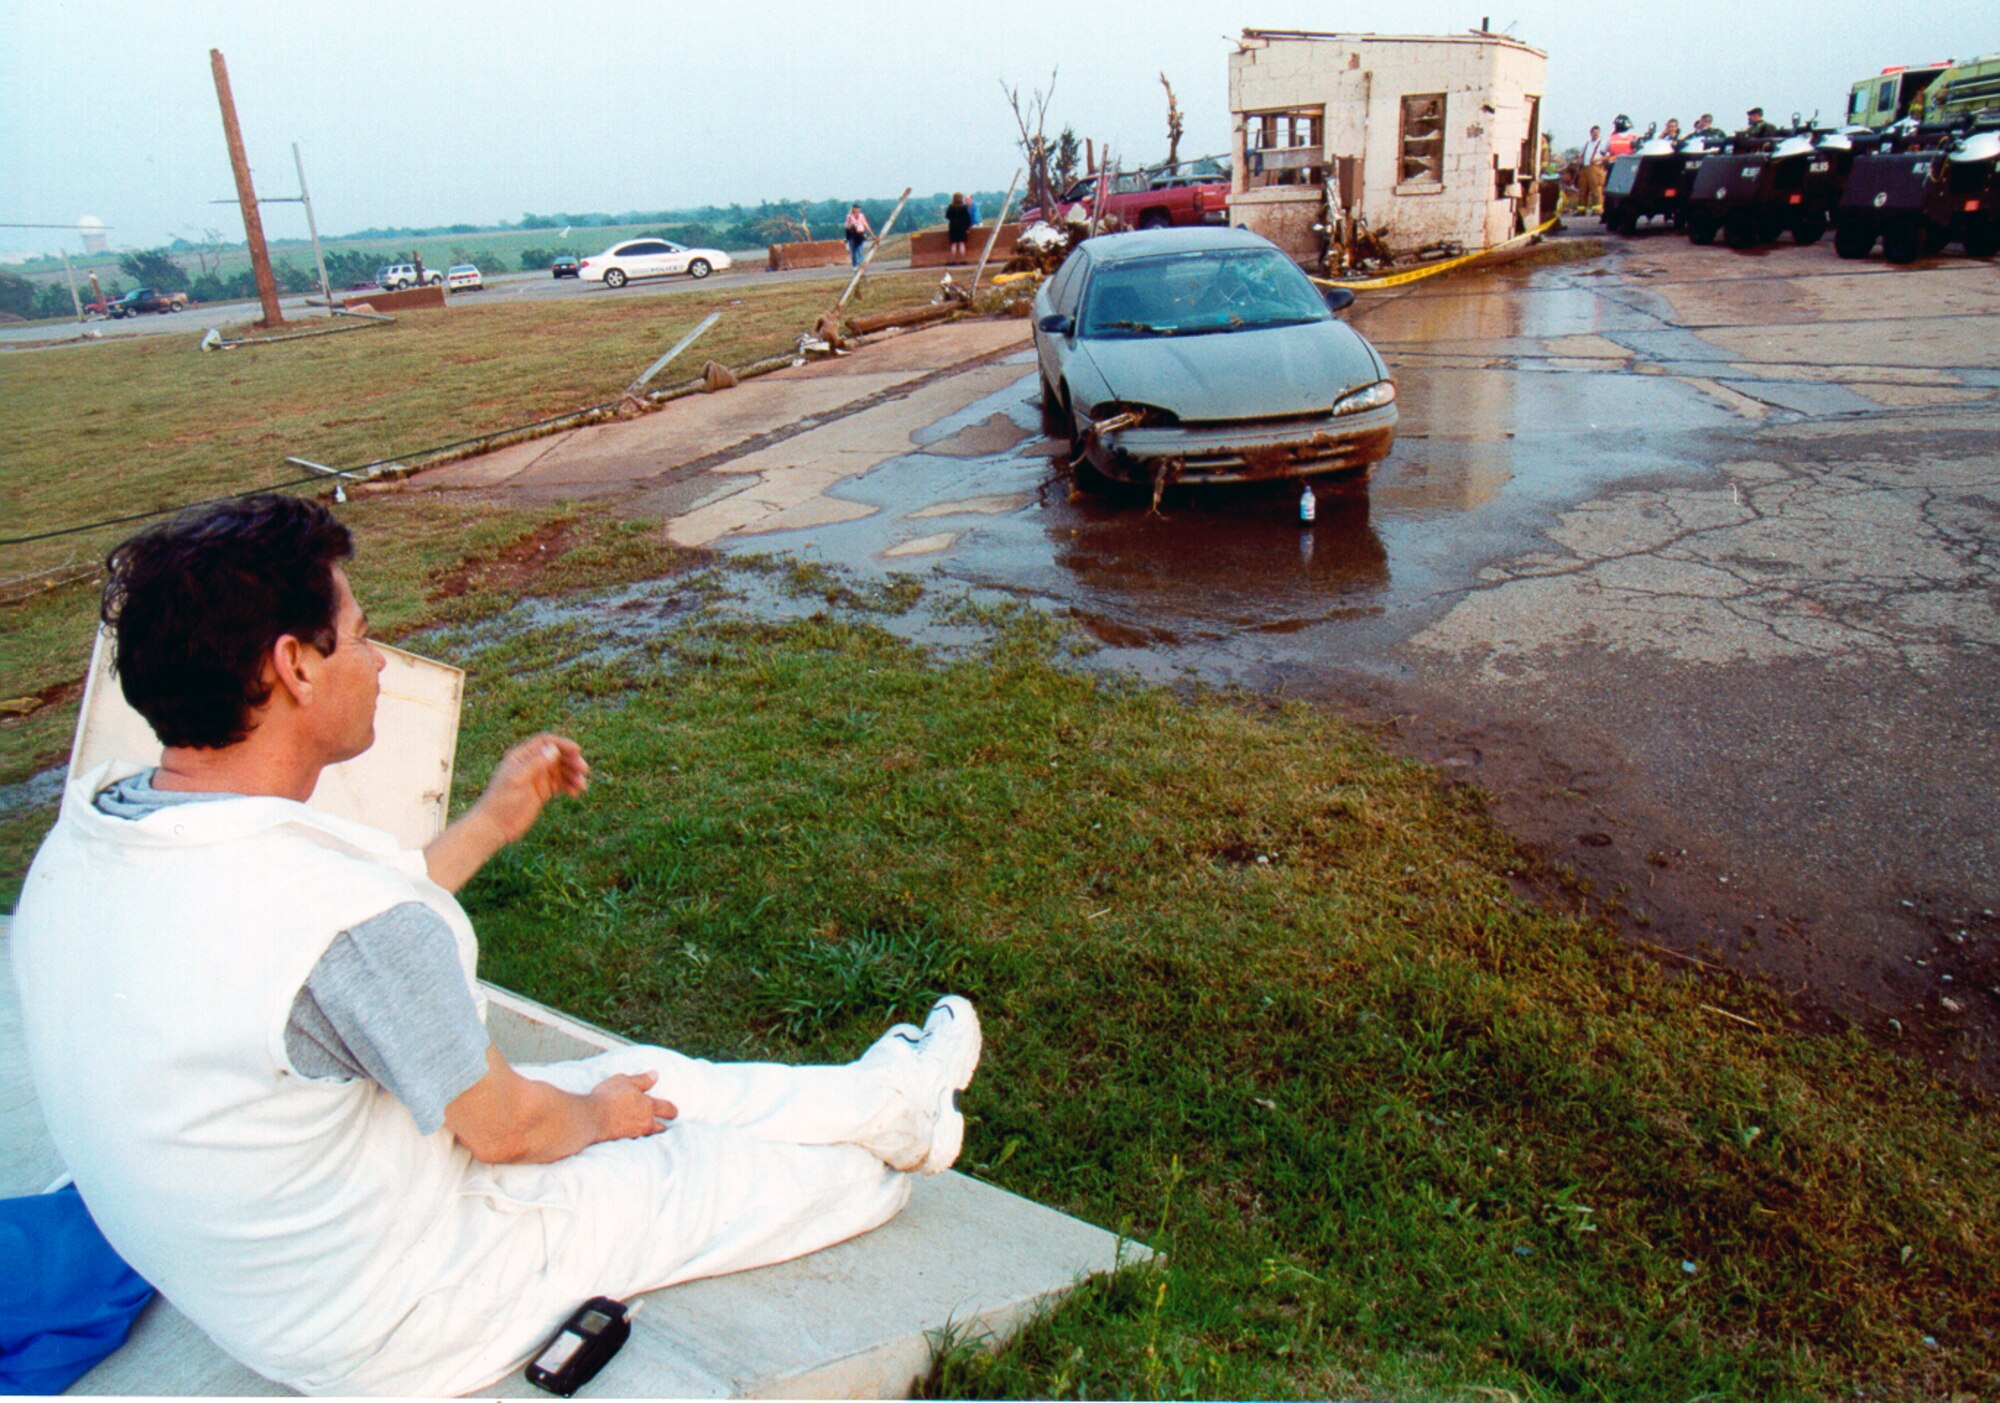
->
[267, 634, 315, 707]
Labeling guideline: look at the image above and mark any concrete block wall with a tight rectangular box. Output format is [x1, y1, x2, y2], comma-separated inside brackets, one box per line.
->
[768, 240, 851, 271]
[342, 285, 447, 313]
[909, 224, 1022, 268]
[1230, 32, 1546, 258]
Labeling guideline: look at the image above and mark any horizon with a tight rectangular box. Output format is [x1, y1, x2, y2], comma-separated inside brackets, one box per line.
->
[1, 0, 1990, 258]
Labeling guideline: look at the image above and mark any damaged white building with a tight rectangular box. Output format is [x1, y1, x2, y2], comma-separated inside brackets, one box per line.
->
[1228, 29, 1547, 269]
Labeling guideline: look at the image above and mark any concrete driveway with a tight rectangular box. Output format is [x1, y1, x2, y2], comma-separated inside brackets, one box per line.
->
[413, 234, 2000, 1085]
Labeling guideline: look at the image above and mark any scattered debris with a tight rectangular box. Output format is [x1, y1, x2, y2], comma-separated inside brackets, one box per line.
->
[701, 360, 739, 393]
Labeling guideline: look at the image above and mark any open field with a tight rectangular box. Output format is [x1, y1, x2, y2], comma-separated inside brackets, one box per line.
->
[4, 271, 1998, 1398]
[0, 268, 938, 792]
[7, 223, 925, 304]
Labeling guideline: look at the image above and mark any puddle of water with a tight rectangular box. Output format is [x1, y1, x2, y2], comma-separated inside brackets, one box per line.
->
[717, 261, 1756, 681]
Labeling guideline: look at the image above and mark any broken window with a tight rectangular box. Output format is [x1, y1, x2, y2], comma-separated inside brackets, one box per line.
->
[1243, 106, 1326, 188]
[1399, 93, 1446, 185]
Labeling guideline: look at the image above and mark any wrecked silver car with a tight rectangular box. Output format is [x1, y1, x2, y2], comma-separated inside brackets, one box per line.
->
[1033, 227, 1397, 492]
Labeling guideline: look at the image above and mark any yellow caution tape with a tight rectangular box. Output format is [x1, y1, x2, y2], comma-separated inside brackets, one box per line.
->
[990, 270, 1043, 286]
[1312, 217, 1563, 290]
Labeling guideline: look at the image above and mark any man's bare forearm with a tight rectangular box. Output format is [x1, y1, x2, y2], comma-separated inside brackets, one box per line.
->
[423, 807, 510, 893]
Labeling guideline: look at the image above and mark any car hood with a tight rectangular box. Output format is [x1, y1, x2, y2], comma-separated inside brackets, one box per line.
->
[1076, 321, 1384, 422]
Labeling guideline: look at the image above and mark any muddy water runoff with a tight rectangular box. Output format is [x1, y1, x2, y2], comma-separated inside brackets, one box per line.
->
[737, 262, 1737, 687]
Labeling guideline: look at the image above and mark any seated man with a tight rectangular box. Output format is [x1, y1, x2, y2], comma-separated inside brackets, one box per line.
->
[12, 494, 981, 1396]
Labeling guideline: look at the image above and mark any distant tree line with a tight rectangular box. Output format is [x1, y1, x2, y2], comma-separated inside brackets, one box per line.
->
[0, 188, 1024, 318]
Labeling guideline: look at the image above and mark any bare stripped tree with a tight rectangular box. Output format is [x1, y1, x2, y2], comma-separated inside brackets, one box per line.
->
[755, 205, 814, 244]
[1001, 69, 1060, 213]
[1160, 73, 1184, 171]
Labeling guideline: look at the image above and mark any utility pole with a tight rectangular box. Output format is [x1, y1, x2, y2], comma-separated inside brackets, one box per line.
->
[210, 48, 283, 327]
[293, 142, 331, 308]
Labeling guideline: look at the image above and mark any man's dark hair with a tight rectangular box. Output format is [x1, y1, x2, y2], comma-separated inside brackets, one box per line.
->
[101, 494, 354, 749]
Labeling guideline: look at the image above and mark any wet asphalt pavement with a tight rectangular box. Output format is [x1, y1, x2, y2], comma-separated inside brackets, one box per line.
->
[701, 238, 2000, 1085]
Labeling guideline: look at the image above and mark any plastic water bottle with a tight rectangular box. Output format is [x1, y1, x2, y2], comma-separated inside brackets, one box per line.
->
[1298, 483, 1317, 525]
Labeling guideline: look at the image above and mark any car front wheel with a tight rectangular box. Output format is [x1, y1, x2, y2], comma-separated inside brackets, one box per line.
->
[1039, 375, 1067, 437]
[603, 268, 627, 288]
[688, 259, 712, 279]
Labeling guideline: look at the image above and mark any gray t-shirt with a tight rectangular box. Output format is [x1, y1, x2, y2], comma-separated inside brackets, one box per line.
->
[93, 771, 490, 1134]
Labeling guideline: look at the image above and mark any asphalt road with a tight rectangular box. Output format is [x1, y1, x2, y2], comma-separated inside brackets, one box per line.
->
[0, 256, 914, 349]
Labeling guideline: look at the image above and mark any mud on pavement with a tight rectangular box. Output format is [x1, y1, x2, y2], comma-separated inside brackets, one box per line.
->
[414, 236, 2000, 1091]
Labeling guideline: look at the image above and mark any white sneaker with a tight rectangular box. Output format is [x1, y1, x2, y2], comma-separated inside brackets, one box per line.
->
[853, 997, 982, 1172]
[912, 996, 981, 1174]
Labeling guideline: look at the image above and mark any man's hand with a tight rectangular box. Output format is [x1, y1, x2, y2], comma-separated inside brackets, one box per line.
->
[474, 734, 591, 845]
[446, 1047, 678, 1164]
[424, 734, 590, 891]
[585, 1070, 679, 1143]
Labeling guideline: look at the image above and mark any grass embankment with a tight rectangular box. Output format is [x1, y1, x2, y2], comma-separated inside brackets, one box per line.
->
[422, 590, 1994, 1400]
[0, 268, 937, 814]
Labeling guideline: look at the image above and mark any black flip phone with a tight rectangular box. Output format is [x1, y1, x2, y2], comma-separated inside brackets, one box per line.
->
[525, 1296, 631, 1396]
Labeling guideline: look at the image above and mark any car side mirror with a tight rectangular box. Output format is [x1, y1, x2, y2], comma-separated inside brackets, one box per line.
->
[1037, 313, 1074, 337]
[1321, 286, 1356, 313]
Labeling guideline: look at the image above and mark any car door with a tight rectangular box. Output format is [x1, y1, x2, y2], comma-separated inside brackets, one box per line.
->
[615, 241, 667, 280]
[658, 241, 691, 276]
[1036, 248, 1091, 391]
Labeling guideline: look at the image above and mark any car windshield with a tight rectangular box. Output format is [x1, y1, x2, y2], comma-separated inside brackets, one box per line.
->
[1078, 249, 1330, 338]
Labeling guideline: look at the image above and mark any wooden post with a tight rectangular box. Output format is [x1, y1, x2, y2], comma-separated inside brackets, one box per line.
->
[210, 49, 283, 328]
[968, 169, 1022, 297]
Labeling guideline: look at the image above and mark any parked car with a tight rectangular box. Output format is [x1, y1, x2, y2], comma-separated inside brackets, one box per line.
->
[1032, 227, 1396, 491]
[550, 255, 581, 278]
[445, 264, 484, 292]
[372, 263, 444, 290]
[107, 287, 191, 318]
[578, 239, 732, 287]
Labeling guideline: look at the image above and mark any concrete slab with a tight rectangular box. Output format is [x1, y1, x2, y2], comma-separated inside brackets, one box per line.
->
[883, 532, 960, 558]
[3, 920, 1140, 1398]
[908, 493, 1035, 519]
[419, 320, 1029, 497]
[666, 361, 1030, 548]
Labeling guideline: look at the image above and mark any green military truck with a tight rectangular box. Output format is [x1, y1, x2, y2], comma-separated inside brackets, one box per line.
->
[1911, 54, 2000, 124]
[1846, 63, 1952, 128]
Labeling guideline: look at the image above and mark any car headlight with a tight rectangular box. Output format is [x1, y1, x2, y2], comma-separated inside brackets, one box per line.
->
[1086, 401, 1178, 428]
[1332, 380, 1397, 415]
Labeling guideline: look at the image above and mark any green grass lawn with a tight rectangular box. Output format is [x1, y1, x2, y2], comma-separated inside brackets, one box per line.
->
[0, 267, 939, 795]
[2, 263, 1995, 1399]
[421, 587, 1996, 1400]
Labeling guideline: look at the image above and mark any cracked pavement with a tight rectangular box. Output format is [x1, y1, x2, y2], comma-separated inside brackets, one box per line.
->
[429, 232, 2000, 1086]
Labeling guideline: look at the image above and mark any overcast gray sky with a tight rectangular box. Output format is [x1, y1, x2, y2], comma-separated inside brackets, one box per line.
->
[1, 0, 1988, 255]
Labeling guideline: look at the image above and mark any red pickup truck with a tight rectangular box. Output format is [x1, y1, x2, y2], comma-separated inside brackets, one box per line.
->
[90, 287, 191, 318]
[1022, 171, 1230, 230]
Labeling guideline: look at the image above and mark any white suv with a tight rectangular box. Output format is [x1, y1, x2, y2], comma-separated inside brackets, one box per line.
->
[579, 239, 732, 288]
[372, 263, 444, 290]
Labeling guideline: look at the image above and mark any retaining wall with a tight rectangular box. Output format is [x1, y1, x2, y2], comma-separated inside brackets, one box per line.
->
[909, 223, 1023, 268]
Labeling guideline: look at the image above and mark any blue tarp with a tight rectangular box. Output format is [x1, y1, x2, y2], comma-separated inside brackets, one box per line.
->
[0, 1185, 154, 1395]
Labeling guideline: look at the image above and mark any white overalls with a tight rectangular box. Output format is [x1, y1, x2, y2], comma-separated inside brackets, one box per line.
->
[13, 762, 913, 1395]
